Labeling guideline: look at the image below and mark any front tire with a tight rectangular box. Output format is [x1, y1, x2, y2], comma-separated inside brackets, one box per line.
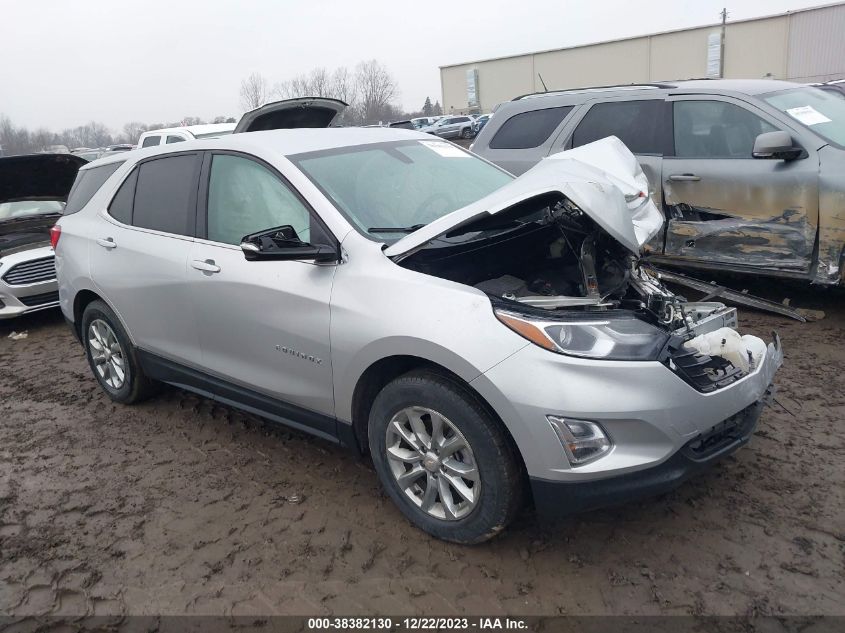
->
[81, 300, 158, 404]
[368, 370, 524, 544]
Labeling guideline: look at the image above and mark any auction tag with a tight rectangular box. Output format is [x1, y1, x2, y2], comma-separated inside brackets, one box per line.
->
[419, 140, 469, 157]
[786, 105, 831, 125]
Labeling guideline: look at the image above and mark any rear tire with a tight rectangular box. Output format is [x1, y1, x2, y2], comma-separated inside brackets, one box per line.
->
[81, 300, 158, 404]
[368, 370, 524, 544]
[461, 127, 473, 139]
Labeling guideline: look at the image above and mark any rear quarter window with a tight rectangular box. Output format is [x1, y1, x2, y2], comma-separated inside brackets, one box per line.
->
[141, 136, 161, 147]
[63, 162, 124, 215]
[488, 106, 573, 150]
[107, 168, 138, 225]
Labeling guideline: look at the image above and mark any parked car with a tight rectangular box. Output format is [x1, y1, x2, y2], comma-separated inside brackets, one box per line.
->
[472, 113, 492, 135]
[471, 79, 845, 286]
[411, 117, 439, 130]
[74, 149, 105, 162]
[55, 118, 782, 543]
[388, 120, 416, 129]
[810, 79, 845, 100]
[138, 123, 236, 148]
[421, 115, 475, 139]
[0, 153, 87, 319]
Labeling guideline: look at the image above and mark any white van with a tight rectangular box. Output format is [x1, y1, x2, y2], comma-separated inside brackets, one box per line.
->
[137, 123, 236, 148]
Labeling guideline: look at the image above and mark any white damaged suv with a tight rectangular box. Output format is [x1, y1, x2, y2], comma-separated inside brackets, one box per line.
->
[54, 118, 782, 543]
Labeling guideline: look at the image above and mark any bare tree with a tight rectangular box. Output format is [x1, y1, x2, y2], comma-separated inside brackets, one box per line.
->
[239, 72, 268, 111]
[121, 121, 149, 145]
[354, 60, 398, 124]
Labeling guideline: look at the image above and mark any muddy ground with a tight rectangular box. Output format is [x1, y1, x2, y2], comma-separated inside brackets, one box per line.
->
[0, 280, 843, 617]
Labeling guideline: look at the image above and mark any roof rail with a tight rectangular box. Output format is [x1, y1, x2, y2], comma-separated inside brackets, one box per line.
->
[513, 82, 678, 100]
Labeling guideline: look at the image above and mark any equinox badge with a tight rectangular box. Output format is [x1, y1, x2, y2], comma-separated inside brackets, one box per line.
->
[275, 345, 322, 365]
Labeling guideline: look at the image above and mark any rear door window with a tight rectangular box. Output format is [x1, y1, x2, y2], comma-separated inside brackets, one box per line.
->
[63, 162, 124, 215]
[571, 100, 666, 154]
[132, 154, 200, 236]
[489, 106, 573, 149]
[166, 135, 185, 144]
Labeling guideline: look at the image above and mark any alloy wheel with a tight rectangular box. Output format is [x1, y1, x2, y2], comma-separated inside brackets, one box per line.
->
[88, 319, 126, 390]
[385, 406, 481, 521]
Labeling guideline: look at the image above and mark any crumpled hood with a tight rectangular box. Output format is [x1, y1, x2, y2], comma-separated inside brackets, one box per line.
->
[0, 153, 86, 205]
[384, 136, 664, 259]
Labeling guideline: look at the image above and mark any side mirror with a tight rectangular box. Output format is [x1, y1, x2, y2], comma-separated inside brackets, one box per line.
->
[752, 131, 802, 160]
[240, 225, 338, 263]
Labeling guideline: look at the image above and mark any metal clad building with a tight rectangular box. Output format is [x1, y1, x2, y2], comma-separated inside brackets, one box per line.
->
[440, 2, 845, 114]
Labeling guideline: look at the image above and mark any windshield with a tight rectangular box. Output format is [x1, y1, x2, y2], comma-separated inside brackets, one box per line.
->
[290, 139, 512, 241]
[0, 200, 64, 221]
[763, 86, 845, 147]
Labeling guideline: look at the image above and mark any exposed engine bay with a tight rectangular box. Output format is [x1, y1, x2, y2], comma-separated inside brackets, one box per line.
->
[400, 193, 767, 391]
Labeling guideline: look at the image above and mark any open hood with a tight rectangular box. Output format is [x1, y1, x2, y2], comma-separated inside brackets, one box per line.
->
[384, 136, 664, 260]
[234, 97, 347, 133]
[0, 153, 86, 205]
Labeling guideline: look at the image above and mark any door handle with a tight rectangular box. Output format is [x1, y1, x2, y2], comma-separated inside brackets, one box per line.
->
[96, 237, 117, 249]
[191, 259, 221, 273]
[668, 173, 701, 182]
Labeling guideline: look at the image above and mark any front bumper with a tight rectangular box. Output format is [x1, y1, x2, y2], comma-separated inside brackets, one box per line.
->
[0, 246, 59, 319]
[470, 330, 783, 502]
[530, 391, 769, 517]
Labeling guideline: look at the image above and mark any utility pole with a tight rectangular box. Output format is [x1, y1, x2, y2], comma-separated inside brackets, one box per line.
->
[719, 7, 728, 78]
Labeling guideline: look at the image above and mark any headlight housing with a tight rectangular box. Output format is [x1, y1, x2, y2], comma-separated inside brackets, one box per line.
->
[495, 309, 669, 361]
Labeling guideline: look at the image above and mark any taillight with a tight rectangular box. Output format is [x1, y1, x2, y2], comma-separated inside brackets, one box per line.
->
[50, 225, 61, 249]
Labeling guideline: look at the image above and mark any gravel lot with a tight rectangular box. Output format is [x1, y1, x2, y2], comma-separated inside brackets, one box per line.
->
[1, 282, 843, 617]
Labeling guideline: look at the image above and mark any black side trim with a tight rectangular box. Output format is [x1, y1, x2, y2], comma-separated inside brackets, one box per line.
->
[137, 349, 344, 446]
[530, 397, 767, 519]
[65, 315, 82, 344]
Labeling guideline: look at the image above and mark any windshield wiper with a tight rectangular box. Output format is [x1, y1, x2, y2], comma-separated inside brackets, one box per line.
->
[367, 223, 427, 234]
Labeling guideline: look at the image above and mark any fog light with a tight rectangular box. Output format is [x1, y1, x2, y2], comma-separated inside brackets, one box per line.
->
[547, 416, 612, 465]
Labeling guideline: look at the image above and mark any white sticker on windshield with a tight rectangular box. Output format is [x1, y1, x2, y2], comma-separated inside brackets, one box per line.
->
[786, 105, 831, 126]
[419, 140, 470, 157]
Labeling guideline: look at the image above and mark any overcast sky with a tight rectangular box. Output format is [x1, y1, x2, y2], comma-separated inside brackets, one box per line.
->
[1, 0, 829, 132]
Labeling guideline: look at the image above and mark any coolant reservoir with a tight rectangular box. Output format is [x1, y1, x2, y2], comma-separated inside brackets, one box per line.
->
[683, 327, 764, 373]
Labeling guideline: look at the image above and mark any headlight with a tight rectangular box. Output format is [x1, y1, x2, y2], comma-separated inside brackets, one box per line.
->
[495, 309, 668, 361]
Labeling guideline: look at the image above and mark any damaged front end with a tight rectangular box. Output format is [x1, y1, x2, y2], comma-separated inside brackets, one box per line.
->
[389, 138, 782, 390]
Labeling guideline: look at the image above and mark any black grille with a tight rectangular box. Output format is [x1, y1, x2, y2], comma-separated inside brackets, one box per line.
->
[19, 291, 59, 307]
[670, 347, 746, 393]
[2, 256, 56, 285]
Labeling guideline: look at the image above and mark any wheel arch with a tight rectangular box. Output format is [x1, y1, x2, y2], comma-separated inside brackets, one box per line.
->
[348, 354, 527, 480]
[72, 288, 135, 345]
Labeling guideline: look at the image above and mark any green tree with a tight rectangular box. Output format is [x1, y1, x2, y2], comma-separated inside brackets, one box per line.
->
[422, 97, 433, 117]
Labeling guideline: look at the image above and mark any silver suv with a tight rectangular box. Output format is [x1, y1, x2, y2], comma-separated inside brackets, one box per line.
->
[471, 79, 845, 286]
[421, 115, 476, 139]
[56, 124, 782, 543]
